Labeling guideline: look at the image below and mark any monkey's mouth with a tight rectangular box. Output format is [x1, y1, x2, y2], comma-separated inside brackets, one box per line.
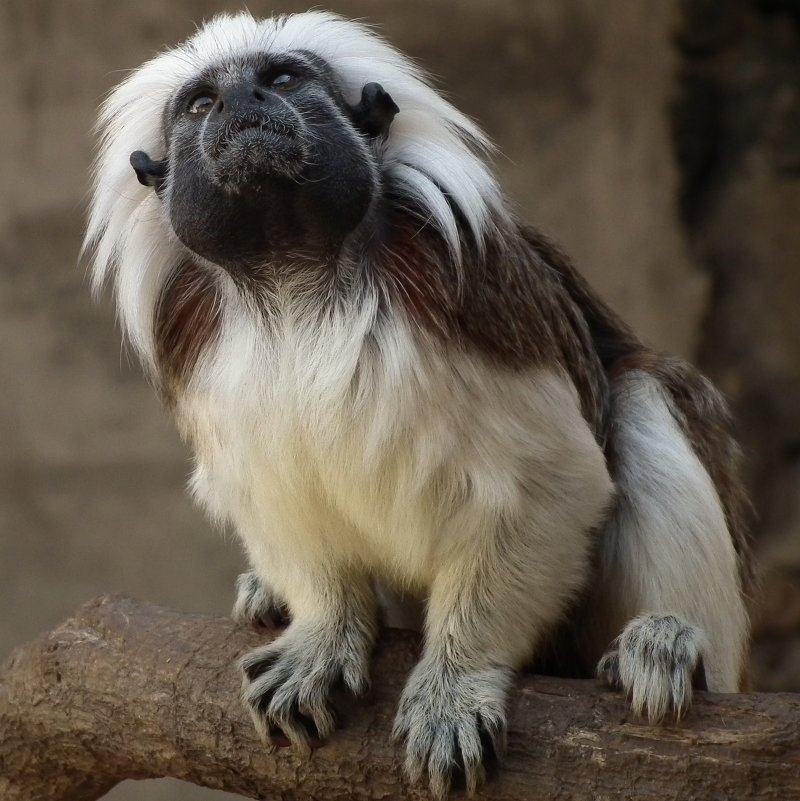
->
[208, 117, 306, 187]
[212, 117, 299, 156]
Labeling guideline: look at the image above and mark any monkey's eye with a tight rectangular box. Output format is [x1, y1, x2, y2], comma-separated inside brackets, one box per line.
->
[269, 73, 300, 90]
[187, 93, 216, 114]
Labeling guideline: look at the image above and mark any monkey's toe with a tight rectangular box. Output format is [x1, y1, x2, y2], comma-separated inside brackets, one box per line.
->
[596, 648, 622, 689]
[232, 571, 290, 627]
[598, 613, 707, 723]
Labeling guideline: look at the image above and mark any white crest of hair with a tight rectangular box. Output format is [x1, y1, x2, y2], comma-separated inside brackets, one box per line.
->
[83, 10, 506, 369]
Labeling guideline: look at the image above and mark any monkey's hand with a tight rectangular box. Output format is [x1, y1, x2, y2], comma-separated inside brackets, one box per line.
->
[233, 570, 290, 627]
[393, 658, 511, 799]
[239, 581, 377, 749]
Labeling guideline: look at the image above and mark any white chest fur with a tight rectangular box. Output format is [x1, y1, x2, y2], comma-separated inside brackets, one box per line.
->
[176, 290, 613, 597]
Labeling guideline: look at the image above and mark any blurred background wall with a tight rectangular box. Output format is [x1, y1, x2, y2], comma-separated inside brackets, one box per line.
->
[1, 1, 799, 799]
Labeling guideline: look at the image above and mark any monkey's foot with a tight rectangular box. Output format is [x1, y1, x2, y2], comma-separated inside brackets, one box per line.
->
[240, 618, 373, 749]
[393, 659, 511, 799]
[597, 613, 707, 723]
[232, 571, 290, 627]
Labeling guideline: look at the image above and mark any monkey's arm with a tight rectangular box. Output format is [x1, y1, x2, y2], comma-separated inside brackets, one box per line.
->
[392, 370, 614, 797]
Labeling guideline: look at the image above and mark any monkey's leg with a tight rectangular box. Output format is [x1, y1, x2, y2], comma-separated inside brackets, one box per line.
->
[240, 569, 377, 748]
[593, 369, 749, 721]
[233, 570, 290, 627]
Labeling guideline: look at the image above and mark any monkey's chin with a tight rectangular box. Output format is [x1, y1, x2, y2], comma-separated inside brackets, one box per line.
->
[212, 132, 306, 191]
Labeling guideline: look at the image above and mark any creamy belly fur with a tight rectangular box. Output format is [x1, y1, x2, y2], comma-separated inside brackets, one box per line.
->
[176, 293, 613, 626]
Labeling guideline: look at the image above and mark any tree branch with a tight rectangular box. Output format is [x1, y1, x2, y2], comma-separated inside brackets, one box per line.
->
[1, 596, 799, 801]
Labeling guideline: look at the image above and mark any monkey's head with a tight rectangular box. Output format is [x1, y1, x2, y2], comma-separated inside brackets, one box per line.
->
[131, 54, 398, 269]
[85, 12, 503, 363]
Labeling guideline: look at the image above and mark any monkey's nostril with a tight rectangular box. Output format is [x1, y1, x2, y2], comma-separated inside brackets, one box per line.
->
[216, 100, 225, 113]
[253, 88, 266, 102]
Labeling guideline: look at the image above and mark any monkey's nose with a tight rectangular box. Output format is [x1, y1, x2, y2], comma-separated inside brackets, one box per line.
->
[216, 83, 270, 116]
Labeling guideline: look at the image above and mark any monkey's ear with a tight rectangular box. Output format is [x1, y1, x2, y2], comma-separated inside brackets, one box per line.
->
[130, 150, 168, 192]
[349, 82, 399, 139]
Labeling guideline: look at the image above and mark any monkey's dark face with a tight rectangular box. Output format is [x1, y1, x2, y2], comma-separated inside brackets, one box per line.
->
[132, 55, 398, 272]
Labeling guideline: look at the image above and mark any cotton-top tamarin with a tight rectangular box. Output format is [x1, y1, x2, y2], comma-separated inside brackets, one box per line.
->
[84, 12, 753, 797]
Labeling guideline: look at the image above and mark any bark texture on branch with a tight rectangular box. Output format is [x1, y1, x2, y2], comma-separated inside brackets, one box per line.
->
[1, 596, 799, 801]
